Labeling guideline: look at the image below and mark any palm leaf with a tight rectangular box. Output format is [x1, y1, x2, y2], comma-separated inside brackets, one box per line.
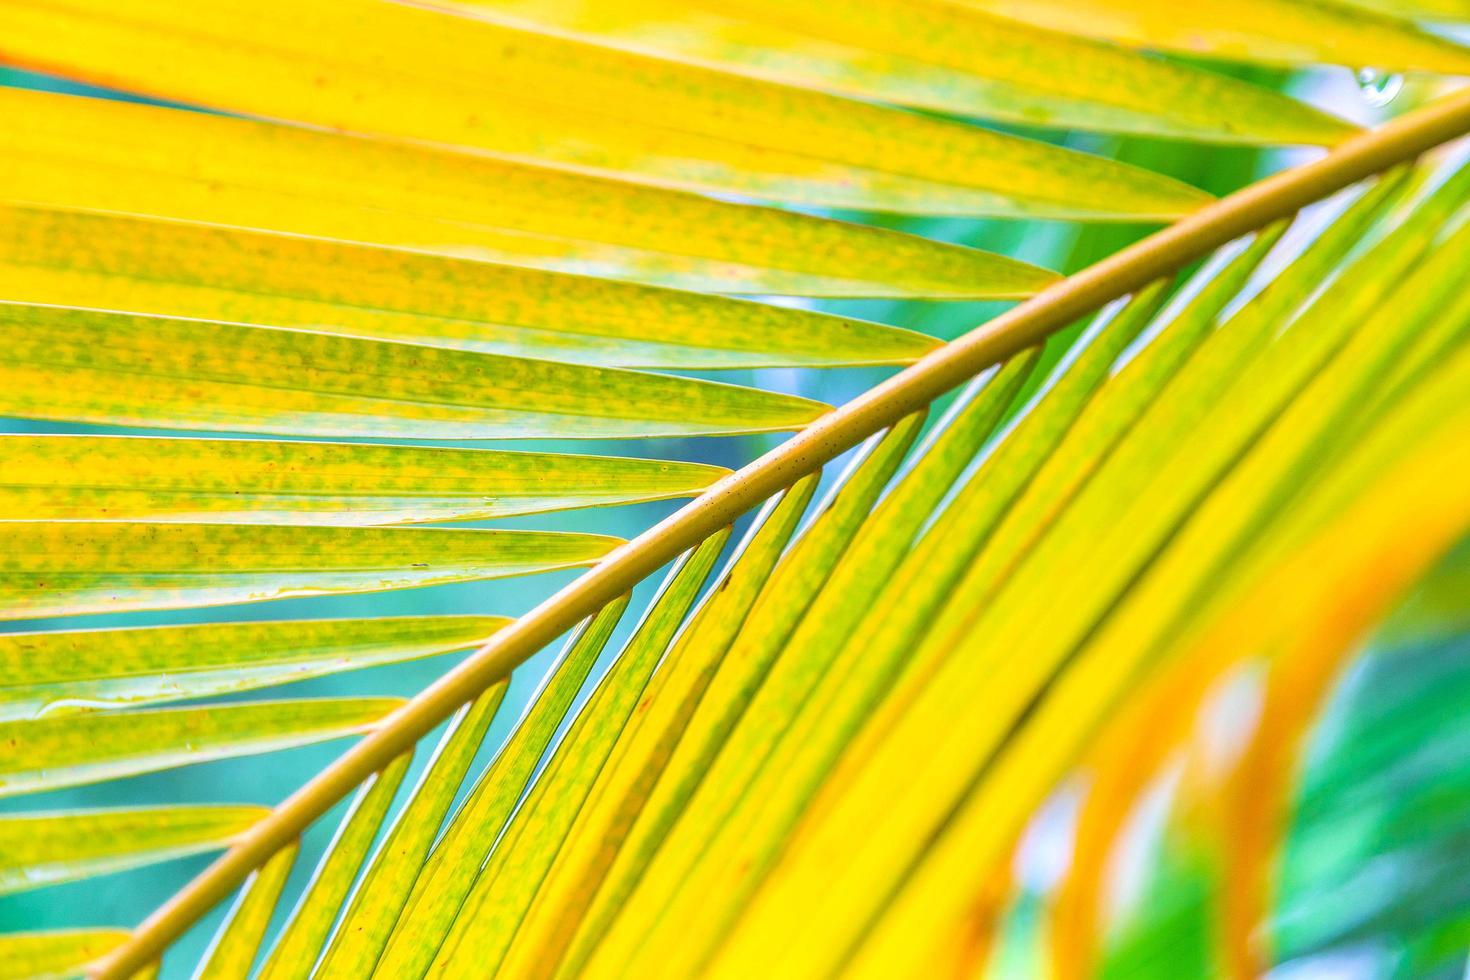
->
[0, 0, 1212, 219]
[0, 305, 827, 438]
[0, 698, 403, 798]
[0, 807, 268, 898]
[0, 437, 725, 525]
[0, 205, 954, 368]
[0, 8, 1468, 980]
[441, 0, 1356, 144]
[0, 931, 136, 980]
[0, 523, 619, 619]
[0, 616, 510, 718]
[0, 88, 1053, 300]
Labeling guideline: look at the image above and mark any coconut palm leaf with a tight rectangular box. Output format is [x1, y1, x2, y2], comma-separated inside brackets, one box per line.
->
[440, 0, 1356, 144]
[1, 6, 1469, 980]
[0, 0, 1216, 219]
[0, 807, 268, 898]
[0, 617, 511, 718]
[0, 88, 1053, 300]
[0, 931, 137, 980]
[0, 438, 727, 525]
[0, 204, 956, 367]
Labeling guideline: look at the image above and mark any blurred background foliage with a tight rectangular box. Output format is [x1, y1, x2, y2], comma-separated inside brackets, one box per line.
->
[1, 47, 1467, 978]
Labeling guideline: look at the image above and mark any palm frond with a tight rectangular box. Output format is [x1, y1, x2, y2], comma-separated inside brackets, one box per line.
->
[1, 5, 1469, 979]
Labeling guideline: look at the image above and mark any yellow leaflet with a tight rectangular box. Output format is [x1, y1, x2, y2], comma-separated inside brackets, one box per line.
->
[0, 929, 130, 980]
[421, 604, 638, 977]
[0, 88, 1055, 300]
[575, 352, 1043, 980]
[952, 0, 1470, 72]
[1037, 184, 1469, 977]
[849, 337, 1470, 978]
[196, 842, 301, 980]
[709, 173, 1460, 977]
[1048, 658, 1207, 980]
[503, 415, 927, 980]
[0, 436, 727, 525]
[581, 239, 1252, 979]
[0, 697, 402, 798]
[315, 685, 509, 978]
[428, 483, 811, 977]
[698, 189, 1436, 976]
[0, 204, 948, 369]
[0, 304, 828, 439]
[370, 587, 641, 976]
[752, 174, 1464, 975]
[0, 0, 1209, 218]
[453, 0, 1353, 144]
[0, 523, 618, 619]
[0, 616, 510, 719]
[0, 805, 267, 896]
[258, 755, 413, 980]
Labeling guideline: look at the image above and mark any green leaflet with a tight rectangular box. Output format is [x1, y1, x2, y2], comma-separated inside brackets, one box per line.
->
[0, 0, 1212, 219]
[0, 304, 828, 440]
[371, 544, 717, 977]
[0, 698, 402, 798]
[0, 204, 956, 370]
[0, 929, 130, 980]
[195, 842, 301, 980]
[0, 523, 617, 620]
[0, 436, 728, 525]
[314, 683, 511, 977]
[1276, 637, 1470, 970]
[450, 0, 1354, 145]
[0, 805, 267, 896]
[0, 617, 510, 719]
[258, 756, 413, 980]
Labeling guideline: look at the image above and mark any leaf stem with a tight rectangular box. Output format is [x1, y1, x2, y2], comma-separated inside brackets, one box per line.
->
[90, 84, 1470, 980]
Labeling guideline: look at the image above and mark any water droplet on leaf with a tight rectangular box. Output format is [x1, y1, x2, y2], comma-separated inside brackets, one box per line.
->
[1356, 67, 1403, 108]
